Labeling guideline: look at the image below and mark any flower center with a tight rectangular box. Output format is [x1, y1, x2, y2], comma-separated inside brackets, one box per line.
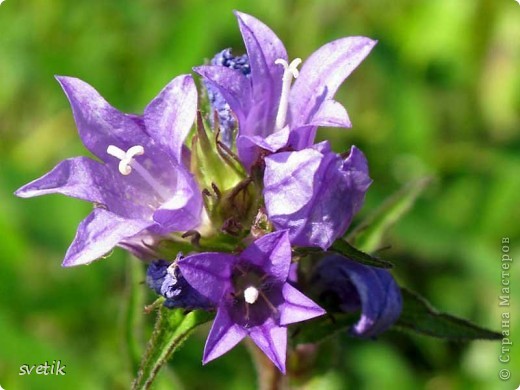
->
[244, 286, 259, 304]
[274, 57, 302, 132]
[106, 144, 170, 201]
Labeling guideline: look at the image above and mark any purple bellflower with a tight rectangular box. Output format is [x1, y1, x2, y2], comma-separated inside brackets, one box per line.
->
[263, 141, 372, 249]
[195, 11, 376, 169]
[178, 231, 325, 373]
[312, 254, 402, 338]
[146, 259, 214, 310]
[15, 75, 203, 266]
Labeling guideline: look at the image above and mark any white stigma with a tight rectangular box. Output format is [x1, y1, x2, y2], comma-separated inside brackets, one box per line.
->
[244, 286, 260, 304]
[274, 57, 302, 132]
[106, 144, 171, 201]
[107, 145, 145, 176]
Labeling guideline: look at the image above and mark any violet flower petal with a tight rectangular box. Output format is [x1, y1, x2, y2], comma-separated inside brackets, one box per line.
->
[55, 76, 151, 164]
[234, 10, 287, 137]
[178, 253, 236, 302]
[15, 157, 109, 204]
[279, 283, 326, 326]
[152, 168, 203, 232]
[144, 75, 197, 163]
[289, 37, 377, 129]
[203, 308, 248, 364]
[249, 318, 287, 374]
[63, 208, 150, 267]
[240, 230, 292, 282]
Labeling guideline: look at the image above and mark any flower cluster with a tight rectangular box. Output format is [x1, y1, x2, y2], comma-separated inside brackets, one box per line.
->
[15, 11, 402, 373]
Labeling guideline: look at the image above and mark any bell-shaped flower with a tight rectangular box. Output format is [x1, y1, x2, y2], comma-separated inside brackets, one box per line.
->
[263, 142, 371, 249]
[178, 231, 325, 373]
[195, 11, 376, 169]
[311, 254, 402, 338]
[15, 75, 202, 266]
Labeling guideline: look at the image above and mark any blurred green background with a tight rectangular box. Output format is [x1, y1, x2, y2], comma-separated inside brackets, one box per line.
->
[1, 0, 519, 389]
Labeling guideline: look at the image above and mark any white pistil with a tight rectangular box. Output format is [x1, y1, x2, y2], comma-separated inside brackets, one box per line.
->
[107, 145, 144, 175]
[106, 144, 170, 201]
[274, 57, 302, 132]
[244, 286, 260, 304]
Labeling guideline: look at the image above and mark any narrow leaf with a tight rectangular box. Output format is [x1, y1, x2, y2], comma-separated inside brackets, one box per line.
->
[348, 178, 431, 252]
[395, 288, 501, 340]
[132, 307, 213, 390]
[330, 239, 393, 269]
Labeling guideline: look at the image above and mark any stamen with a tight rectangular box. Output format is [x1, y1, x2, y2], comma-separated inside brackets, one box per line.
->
[106, 145, 144, 176]
[244, 286, 259, 304]
[274, 57, 302, 132]
[259, 290, 279, 315]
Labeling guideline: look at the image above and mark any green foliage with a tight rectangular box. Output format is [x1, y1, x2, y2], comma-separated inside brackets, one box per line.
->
[1, 0, 519, 389]
[348, 178, 431, 253]
[133, 307, 213, 389]
[395, 288, 502, 341]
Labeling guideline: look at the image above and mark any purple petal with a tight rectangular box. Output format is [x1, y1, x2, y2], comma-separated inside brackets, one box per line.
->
[62, 208, 150, 267]
[152, 168, 202, 232]
[15, 157, 108, 203]
[14, 157, 155, 220]
[289, 37, 376, 129]
[178, 253, 236, 302]
[314, 255, 402, 338]
[203, 308, 248, 364]
[240, 231, 292, 282]
[194, 65, 251, 125]
[279, 284, 325, 326]
[55, 76, 151, 163]
[249, 318, 287, 374]
[144, 75, 197, 163]
[236, 126, 291, 170]
[234, 11, 287, 138]
[306, 99, 351, 128]
[264, 145, 371, 249]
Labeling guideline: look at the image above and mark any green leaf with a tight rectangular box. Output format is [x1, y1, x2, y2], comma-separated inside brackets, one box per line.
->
[291, 313, 357, 345]
[330, 239, 394, 269]
[395, 288, 501, 341]
[132, 307, 213, 390]
[348, 178, 431, 253]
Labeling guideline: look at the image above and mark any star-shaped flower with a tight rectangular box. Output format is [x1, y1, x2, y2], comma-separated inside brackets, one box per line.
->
[178, 231, 325, 373]
[196, 11, 376, 169]
[15, 75, 202, 266]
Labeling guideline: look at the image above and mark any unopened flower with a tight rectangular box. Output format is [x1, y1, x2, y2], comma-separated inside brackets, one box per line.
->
[146, 259, 213, 310]
[178, 231, 325, 373]
[312, 254, 402, 337]
[263, 142, 371, 249]
[205, 48, 251, 147]
[15, 75, 202, 266]
[196, 11, 376, 169]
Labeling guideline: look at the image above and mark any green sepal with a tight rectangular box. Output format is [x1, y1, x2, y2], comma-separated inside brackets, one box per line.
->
[394, 288, 502, 341]
[190, 112, 245, 194]
[132, 306, 214, 389]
